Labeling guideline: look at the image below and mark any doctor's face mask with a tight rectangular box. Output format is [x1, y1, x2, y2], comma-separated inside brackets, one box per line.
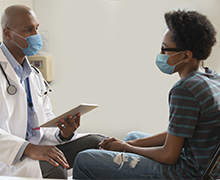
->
[9, 30, 42, 56]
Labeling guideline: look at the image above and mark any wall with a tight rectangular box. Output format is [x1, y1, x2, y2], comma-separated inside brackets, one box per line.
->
[30, 0, 220, 140]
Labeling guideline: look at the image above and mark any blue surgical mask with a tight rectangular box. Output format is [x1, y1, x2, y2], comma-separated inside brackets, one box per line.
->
[10, 31, 42, 56]
[155, 52, 184, 75]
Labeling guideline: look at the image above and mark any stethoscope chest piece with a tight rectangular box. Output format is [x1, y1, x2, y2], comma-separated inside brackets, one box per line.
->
[0, 63, 17, 95]
[1, 63, 51, 96]
[7, 85, 17, 95]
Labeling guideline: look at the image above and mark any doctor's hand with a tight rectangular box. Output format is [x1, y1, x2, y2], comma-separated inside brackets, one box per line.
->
[24, 143, 69, 168]
[56, 113, 81, 139]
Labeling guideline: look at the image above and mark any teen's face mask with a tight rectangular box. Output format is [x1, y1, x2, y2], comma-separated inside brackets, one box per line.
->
[155, 52, 184, 75]
[10, 31, 42, 56]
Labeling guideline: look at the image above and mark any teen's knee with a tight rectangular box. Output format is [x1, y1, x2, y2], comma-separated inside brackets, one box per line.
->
[73, 150, 94, 178]
[124, 131, 151, 141]
[74, 150, 93, 167]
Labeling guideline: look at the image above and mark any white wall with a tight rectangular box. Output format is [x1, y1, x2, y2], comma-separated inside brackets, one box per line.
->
[30, 0, 220, 140]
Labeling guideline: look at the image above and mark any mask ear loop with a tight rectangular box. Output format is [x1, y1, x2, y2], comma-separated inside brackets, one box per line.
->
[9, 29, 26, 40]
[174, 59, 185, 66]
[169, 51, 184, 57]
[11, 40, 24, 50]
[7, 28, 27, 50]
[169, 51, 185, 66]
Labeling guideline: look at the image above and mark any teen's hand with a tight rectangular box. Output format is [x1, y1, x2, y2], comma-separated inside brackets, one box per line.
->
[99, 137, 130, 152]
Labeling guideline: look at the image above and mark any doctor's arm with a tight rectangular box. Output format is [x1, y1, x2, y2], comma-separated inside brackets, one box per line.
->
[0, 129, 27, 166]
[41, 87, 80, 141]
[23, 143, 69, 168]
[22, 114, 81, 168]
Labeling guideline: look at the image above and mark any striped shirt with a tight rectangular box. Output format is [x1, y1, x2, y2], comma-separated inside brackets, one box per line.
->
[161, 68, 220, 180]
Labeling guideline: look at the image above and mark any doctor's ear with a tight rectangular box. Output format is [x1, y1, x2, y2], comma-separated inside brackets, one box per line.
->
[3, 28, 11, 40]
[183, 50, 193, 63]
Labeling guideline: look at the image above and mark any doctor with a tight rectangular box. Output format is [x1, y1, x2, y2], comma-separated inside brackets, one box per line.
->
[0, 4, 105, 179]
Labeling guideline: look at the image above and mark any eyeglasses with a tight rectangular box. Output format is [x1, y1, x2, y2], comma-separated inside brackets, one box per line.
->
[161, 47, 180, 54]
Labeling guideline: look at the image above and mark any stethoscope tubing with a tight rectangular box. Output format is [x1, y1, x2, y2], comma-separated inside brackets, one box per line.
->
[0, 63, 51, 96]
[31, 65, 52, 96]
[0, 63, 17, 95]
[0, 63, 11, 86]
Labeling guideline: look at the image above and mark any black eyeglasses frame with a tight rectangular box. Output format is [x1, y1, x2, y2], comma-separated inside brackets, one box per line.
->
[161, 47, 181, 54]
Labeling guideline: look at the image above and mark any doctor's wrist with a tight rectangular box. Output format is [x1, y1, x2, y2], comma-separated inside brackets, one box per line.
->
[58, 130, 74, 141]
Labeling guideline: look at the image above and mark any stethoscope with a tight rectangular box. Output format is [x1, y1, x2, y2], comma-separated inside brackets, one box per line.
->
[0, 63, 52, 96]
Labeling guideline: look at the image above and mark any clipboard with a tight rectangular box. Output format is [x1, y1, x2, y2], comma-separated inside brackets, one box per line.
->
[39, 103, 98, 127]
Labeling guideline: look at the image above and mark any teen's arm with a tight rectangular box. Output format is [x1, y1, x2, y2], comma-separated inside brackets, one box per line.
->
[100, 132, 184, 165]
[126, 131, 167, 147]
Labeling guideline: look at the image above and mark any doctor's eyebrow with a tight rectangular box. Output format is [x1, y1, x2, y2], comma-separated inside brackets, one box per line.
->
[23, 24, 40, 29]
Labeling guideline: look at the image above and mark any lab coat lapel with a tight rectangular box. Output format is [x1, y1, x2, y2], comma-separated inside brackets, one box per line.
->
[28, 71, 39, 116]
[28, 72, 43, 144]
[0, 49, 22, 89]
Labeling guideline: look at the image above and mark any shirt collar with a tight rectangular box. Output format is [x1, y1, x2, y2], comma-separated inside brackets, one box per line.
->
[0, 42, 32, 79]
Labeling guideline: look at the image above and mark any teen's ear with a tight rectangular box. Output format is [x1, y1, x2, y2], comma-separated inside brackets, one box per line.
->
[183, 50, 193, 63]
[3, 28, 11, 40]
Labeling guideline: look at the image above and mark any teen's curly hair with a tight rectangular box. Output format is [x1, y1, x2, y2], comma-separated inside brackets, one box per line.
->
[165, 10, 217, 61]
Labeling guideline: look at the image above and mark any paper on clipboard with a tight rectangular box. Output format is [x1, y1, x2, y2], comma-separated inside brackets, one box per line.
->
[39, 103, 98, 127]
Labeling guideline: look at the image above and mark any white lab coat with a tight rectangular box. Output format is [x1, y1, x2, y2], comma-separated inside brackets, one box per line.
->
[0, 48, 76, 178]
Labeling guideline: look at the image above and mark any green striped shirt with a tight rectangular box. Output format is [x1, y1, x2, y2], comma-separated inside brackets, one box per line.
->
[161, 68, 220, 180]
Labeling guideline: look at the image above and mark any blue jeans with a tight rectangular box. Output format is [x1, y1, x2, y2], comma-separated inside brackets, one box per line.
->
[73, 131, 163, 179]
